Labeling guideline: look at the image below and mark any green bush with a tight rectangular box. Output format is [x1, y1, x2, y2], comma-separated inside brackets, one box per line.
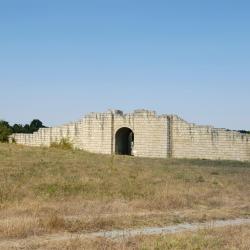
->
[11, 138, 16, 144]
[0, 119, 47, 143]
[0, 120, 12, 142]
[50, 138, 73, 150]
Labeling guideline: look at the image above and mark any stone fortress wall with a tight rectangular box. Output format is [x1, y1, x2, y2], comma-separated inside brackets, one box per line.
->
[9, 109, 250, 161]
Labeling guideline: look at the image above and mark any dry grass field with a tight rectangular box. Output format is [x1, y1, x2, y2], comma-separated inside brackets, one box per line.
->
[0, 143, 249, 249]
[13, 224, 249, 250]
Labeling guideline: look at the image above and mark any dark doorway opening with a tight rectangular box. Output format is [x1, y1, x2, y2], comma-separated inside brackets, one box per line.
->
[115, 127, 134, 155]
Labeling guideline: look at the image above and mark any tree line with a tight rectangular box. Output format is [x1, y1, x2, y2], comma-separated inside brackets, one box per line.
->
[0, 119, 46, 142]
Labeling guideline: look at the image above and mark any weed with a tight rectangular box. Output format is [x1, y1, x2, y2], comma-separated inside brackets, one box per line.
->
[50, 138, 73, 150]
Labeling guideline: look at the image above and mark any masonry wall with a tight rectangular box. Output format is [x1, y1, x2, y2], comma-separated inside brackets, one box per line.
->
[171, 116, 250, 161]
[9, 110, 250, 161]
[9, 110, 169, 158]
[112, 110, 168, 158]
[80, 112, 113, 154]
[9, 119, 85, 148]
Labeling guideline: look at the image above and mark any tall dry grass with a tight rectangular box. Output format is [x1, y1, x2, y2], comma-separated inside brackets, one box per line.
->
[2, 225, 250, 250]
[0, 143, 249, 239]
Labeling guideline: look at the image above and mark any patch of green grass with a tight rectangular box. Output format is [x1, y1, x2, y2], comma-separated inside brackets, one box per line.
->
[34, 182, 99, 198]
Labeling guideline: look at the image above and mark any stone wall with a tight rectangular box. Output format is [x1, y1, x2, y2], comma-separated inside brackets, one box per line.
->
[171, 115, 250, 161]
[112, 110, 168, 158]
[9, 119, 85, 148]
[9, 110, 250, 161]
[9, 110, 169, 158]
[80, 112, 113, 154]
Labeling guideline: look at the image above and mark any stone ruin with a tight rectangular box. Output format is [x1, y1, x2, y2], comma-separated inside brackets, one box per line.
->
[9, 109, 250, 161]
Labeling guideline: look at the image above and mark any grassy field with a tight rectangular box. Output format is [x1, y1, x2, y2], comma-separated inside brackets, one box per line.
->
[0, 143, 249, 248]
[13, 224, 249, 250]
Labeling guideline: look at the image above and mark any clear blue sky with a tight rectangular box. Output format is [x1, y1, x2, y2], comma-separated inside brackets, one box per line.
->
[0, 0, 249, 130]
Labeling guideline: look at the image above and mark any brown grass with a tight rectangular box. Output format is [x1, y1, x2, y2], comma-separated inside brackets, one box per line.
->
[0, 143, 249, 240]
[50, 138, 73, 150]
[2, 225, 250, 249]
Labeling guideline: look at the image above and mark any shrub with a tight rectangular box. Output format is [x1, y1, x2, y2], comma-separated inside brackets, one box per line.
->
[11, 138, 16, 144]
[50, 138, 73, 150]
[0, 120, 12, 142]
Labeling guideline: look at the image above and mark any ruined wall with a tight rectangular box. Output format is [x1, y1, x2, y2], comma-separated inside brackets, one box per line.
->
[171, 116, 250, 161]
[80, 112, 113, 154]
[9, 110, 250, 161]
[112, 110, 168, 158]
[9, 110, 169, 158]
[9, 119, 85, 148]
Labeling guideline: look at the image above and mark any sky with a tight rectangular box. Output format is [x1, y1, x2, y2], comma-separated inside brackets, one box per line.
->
[0, 0, 249, 130]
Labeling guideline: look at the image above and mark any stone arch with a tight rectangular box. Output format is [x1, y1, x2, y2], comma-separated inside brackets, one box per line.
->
[115, 127, 134, 155]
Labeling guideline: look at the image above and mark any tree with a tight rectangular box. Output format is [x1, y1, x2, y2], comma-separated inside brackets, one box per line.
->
[23, 124, 30, 133]
[0, 119, 47, 142]
[0, 120, 12, 142]
[0, 120, 11, 128]
[12, 124, 24, 133]
[238, 130, 250, 134]
[29, 119, 45, 133]
[12, 119, 46, 134]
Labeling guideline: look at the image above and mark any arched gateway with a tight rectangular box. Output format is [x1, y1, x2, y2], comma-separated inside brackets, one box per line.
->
[9, 109, 250, 161]
[115, 127, 134, 155]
